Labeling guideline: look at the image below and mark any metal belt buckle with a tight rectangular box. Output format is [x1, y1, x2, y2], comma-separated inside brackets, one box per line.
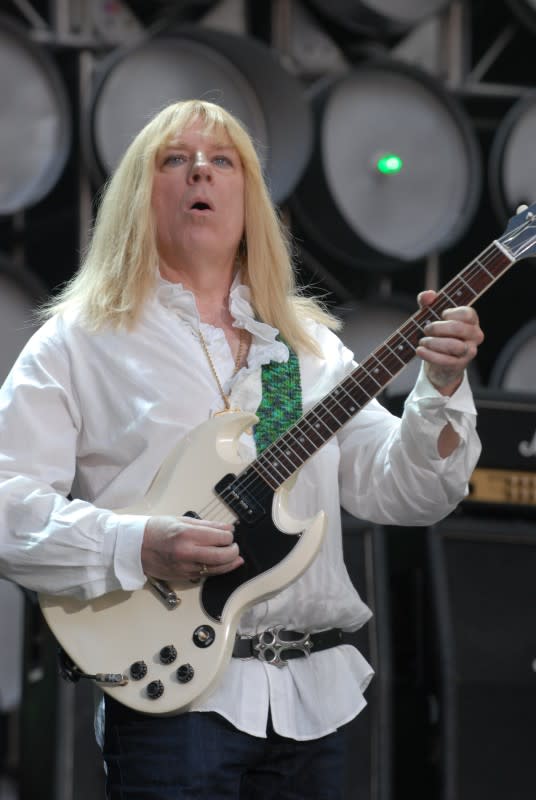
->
[253, 625, 313, 667]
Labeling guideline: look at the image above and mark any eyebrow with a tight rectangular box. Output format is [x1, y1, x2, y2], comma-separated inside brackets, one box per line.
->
[163, 140, 237, 152]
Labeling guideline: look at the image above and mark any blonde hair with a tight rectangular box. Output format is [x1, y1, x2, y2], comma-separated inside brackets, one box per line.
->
[41, 99, 339, 354]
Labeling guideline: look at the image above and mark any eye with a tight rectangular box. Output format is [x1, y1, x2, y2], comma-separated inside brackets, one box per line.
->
[212, 155, 233, 167]
[163, 153, 187, 166]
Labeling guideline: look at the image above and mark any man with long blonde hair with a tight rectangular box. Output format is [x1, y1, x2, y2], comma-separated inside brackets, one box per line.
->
[0, 100, 482, 798]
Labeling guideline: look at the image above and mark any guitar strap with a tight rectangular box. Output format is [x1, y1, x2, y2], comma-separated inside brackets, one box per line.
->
[253, 343, 302, 453]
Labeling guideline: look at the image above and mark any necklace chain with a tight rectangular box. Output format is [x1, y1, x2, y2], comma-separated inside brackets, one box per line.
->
[197, 327, 247, 412]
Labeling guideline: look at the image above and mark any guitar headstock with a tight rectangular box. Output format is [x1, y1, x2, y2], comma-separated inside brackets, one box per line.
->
[500, 202, 536, 261]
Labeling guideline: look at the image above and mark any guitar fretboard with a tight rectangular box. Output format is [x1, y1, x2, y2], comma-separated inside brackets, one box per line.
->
[249, 241, 514, 491]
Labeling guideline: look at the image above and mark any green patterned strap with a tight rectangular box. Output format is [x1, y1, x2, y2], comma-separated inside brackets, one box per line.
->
[254, 346, 302, 453]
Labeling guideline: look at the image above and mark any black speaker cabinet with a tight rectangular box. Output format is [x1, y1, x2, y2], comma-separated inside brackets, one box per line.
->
[342, 513, 393, 800]
[18, 594, 105, 800]
[427, 515, 536, 800]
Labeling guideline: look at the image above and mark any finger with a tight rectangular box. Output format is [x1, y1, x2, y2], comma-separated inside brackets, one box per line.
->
[417, 289, 438, 308]
[176, 515, 234, 531]
[178, 527, 236, 549]
[199, 555, 245, 577]
[423, 317, 481, 341]
[441, 306, 478, 324]
[191, 541, 241, 568]
[162, 516, 235, 544]
[418, 337, 470, 361]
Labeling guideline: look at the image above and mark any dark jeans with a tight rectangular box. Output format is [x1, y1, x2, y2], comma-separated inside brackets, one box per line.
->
[103, 697, 346, 799]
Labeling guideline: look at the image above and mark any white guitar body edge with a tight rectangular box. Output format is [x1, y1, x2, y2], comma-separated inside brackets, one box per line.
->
[39, 412, 326, 715]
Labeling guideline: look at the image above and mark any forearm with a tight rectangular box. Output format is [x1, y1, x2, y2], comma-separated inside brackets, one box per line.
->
[0, 473, 147, 599]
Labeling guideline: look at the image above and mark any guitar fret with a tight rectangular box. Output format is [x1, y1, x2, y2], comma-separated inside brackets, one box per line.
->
[316, 399, 344, 429]
[342, 374, 372, 408]
[475, 256, 495, 279]
[324, 388, 354, 422]
[457, 274, 477, 298]
[425, 305, 442, 321]
[261, 444, 296, 481]
[309, 407, 336, 438]
[286, 425, 318, 457]
[384, 342, 406, 367]
[367, 355, 395, 385]
[326, 390, 356, 424]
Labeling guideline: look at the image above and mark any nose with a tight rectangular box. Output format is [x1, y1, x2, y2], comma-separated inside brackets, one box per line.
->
[189, 151, 212, 183]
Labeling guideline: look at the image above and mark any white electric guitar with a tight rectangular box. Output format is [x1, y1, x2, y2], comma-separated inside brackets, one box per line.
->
[39, 203, 536, 715]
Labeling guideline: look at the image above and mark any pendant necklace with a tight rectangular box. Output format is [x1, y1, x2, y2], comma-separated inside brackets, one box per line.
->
[197, 327, 248, 415]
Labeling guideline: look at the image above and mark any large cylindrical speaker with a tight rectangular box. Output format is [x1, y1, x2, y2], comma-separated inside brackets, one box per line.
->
[427, 516, 536, 800]
[0, 14, 71, 215]
[489, 94, 536, 224]
[0, 579, 24, 797]
[488, 319, 536, 393]
[306, 0, 451, 38]
[0, 259, 47, 797]
[291, 59, 482, 273]
[18, 601, 106, 800]
[341, 513, 393, 800]
[86, 26, 312, 204]
[0, 581, 24, 717]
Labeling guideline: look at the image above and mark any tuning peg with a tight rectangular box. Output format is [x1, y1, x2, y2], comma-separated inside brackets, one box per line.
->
[516, 204, 529, 213]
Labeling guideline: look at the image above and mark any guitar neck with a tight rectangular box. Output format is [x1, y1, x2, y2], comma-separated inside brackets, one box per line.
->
[251, 240, 515, 491]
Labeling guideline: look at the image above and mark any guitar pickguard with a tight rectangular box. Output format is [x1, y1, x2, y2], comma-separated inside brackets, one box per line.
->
[201, 484, 303, 620]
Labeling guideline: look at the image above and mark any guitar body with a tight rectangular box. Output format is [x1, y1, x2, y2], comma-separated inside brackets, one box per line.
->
[39, 412, 326, 716]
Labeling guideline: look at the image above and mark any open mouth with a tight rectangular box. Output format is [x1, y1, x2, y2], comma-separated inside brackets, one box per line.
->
[191, 201, 212, 211]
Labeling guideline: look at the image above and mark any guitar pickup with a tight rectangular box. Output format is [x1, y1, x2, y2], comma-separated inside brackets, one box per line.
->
[214, 474, 266, 525]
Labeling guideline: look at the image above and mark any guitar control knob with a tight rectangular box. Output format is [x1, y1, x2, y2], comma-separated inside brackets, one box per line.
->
[146, 680, 164, 699]
[193, 625, 215, 648]
[130, 661, 148, 681]
[176, 663, 194, 683]
[159, 645, 177, 665]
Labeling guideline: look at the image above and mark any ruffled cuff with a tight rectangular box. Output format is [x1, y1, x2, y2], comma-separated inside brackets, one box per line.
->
[402, 364, 478, 465]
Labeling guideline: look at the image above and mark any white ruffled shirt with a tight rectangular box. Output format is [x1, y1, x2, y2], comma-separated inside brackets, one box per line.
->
[0, 277, 481, 741]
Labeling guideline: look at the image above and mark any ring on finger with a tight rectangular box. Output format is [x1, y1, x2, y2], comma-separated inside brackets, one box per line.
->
[199, 563, 209, 577]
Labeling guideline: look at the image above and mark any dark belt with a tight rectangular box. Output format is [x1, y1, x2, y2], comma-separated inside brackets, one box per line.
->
[232, 625, 353, 667]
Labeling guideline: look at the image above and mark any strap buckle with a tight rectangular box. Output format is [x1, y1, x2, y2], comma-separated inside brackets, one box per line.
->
[253, 625, 313, 667]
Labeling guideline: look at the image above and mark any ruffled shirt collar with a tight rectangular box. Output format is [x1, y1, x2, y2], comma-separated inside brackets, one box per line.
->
[155, 272, 289, 370]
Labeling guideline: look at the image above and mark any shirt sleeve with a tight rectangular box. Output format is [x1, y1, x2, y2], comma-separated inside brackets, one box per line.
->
[334, 353, 481, 526]
[0, 324, 147, 600]
[298, 320, 479, 524]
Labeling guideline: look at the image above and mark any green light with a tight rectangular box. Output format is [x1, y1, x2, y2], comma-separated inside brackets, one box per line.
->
[376, 153, 404, 175]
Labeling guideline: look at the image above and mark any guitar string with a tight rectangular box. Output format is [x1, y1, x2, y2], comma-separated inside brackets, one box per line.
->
[191, 243, 514, 525]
